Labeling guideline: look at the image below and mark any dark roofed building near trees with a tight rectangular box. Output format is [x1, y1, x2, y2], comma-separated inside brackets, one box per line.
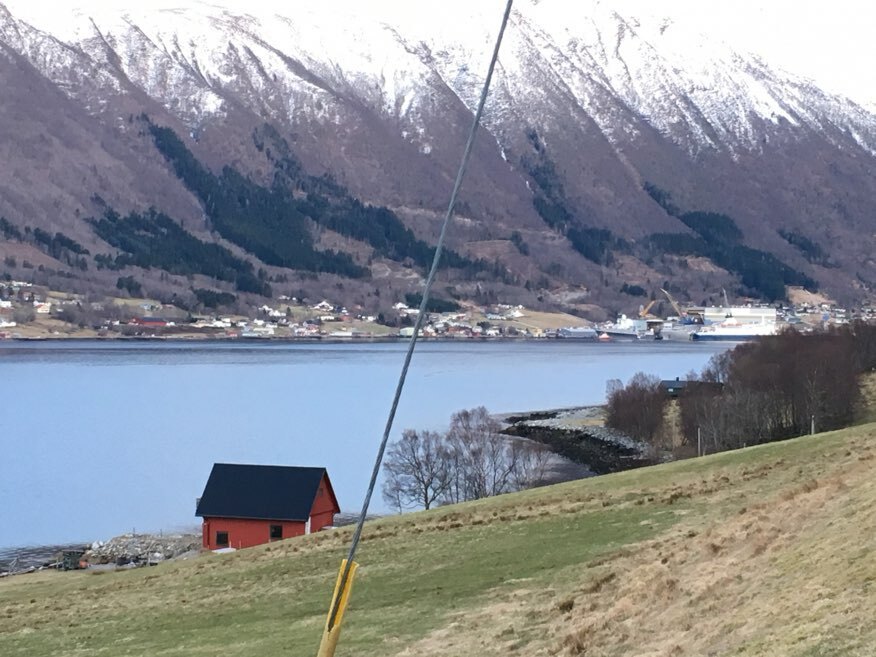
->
[195, 463, 340, 550]
[660, 378, 724, 399]
[660, 378, 689, 398]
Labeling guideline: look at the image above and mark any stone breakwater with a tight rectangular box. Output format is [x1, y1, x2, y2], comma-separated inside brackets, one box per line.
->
[0, 521, 382, 576]
[85, 532, 201, 566]
[499, 406, 655, 475]
[0, 532, 201, 575]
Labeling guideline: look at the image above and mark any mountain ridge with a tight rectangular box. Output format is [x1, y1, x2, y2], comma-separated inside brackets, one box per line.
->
[0, 0, 874, 312]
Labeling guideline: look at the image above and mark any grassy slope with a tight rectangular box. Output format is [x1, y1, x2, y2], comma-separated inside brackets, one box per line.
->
[858, 372, 876, 424]
[3, 424, 876, 657]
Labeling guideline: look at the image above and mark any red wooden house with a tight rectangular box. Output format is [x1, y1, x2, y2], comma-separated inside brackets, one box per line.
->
[195, 463, 340, 550]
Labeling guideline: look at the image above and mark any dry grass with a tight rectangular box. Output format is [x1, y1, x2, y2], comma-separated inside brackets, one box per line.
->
[10, 317, 100, 338]
[394, 430, 876, 657]
[474, 309, 592, 332]
[555, 458, 876, 657]
[3, 424, 876, 656]
[786, 287, 834, 307]
[857, 372, 876, 424]
[375, 429, 876, 657]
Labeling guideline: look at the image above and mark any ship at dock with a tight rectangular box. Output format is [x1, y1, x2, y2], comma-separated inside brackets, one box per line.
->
[662, 289, 781, 342]
[556, 326, 598, 339]
[690, 318, 778, 341]
[599, 314, 663, 340]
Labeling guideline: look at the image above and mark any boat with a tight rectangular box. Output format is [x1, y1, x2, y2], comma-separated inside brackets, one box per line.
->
[557, 326, 597, 339]
[597, 332, 611, 341]
[690, 319, 778, 341]
[599, 314, 642, 340]
[600, 314, 663, 340]
[660, 321, 700, 341]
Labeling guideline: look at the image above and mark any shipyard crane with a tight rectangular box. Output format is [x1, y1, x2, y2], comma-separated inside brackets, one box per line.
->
[638, 300, 657, 318]
[660, 288, 684, 318]
[722, 288, 733, 318]
[661, 288, 703, 325]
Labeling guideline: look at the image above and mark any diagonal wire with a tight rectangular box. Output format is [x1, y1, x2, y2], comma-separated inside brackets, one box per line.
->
[325, 0, 515, 632]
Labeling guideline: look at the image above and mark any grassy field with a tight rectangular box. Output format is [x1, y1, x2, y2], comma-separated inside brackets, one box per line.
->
[471, 308, 591, 333]
[858, 372, 876, 424]
[3, 423, 876, 656]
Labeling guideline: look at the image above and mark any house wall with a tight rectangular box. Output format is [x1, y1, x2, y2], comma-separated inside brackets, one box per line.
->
[309, 475, 339, 531]
[201, 518, 306, 550]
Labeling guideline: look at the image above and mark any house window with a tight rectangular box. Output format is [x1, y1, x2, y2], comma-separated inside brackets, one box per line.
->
[270, 524, 282, 540]
[216, 531, 229, 547]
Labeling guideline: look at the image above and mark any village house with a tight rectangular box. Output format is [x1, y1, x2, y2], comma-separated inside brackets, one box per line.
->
[195, 463, 340, 550]
[259, 304, 286, 319]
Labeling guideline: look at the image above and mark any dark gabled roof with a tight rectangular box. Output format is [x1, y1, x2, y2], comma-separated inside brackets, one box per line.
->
[660, 379, 724, 398]
[195, 463, 333, 521]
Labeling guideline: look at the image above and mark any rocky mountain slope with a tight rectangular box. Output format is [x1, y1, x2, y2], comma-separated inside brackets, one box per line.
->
[1, 0, 874, 314]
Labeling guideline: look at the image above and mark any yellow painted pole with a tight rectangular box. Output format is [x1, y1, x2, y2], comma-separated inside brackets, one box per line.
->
[316, 560, 359, 657]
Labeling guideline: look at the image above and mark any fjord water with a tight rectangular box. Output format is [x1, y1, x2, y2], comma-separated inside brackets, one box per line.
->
[0, 340, 730, 548]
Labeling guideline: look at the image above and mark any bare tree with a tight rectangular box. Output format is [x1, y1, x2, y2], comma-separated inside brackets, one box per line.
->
[383, 406, 556, 511]
[381, 429, 450, 511]
[508, 439, 552, 491]
[702, 349, 734, 383]
[445, 406, 518, 502]
[605, 372, 665, 445]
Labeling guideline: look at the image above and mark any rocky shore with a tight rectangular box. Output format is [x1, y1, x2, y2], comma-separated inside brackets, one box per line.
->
[84, 532, 201, 567]
[0, 517, 389, 577]
[498, 406, 656, 475]
[0, 532, 200, 576]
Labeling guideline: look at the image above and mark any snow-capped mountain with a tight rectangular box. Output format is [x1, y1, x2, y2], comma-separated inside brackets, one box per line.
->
[4, 1, 874, 151]
[1, 0, 874, 308]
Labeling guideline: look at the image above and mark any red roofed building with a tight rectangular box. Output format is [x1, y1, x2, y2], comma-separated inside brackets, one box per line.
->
[130, 317, 168, 328]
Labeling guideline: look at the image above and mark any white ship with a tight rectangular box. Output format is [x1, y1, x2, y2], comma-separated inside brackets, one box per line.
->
[690, 319, 778, 341]
[600, 314, 663, 340]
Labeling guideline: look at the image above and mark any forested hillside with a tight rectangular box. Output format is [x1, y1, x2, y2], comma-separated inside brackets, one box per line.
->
[1, 0, 875, 312]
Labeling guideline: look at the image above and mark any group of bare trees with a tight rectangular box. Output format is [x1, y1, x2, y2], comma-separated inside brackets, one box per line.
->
[381, 407, 551, 512]
[607, 321, 876, 456]
[681, 327, 867, 451]
[604, 373, 666, 446]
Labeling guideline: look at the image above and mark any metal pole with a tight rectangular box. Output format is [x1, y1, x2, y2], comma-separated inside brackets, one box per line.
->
[697, 426, 701, 457]
[811, 415, 815, 435]
[320, 0, 516, 637]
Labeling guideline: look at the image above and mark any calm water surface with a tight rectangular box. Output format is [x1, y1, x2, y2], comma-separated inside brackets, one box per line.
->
[0, 339, 731, 547]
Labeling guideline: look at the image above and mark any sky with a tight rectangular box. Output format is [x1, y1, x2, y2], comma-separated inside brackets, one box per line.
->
[2, 0, 875, 108]
[661, 0, 876, 108]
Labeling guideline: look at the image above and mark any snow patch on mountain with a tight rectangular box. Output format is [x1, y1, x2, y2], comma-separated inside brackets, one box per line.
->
[1, 0, 874, 155]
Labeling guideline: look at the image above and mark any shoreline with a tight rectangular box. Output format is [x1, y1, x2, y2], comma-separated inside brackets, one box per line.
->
[2, 407, 608, 564]
[2, 344, 728, 563]
[0, 334, 700, 345]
